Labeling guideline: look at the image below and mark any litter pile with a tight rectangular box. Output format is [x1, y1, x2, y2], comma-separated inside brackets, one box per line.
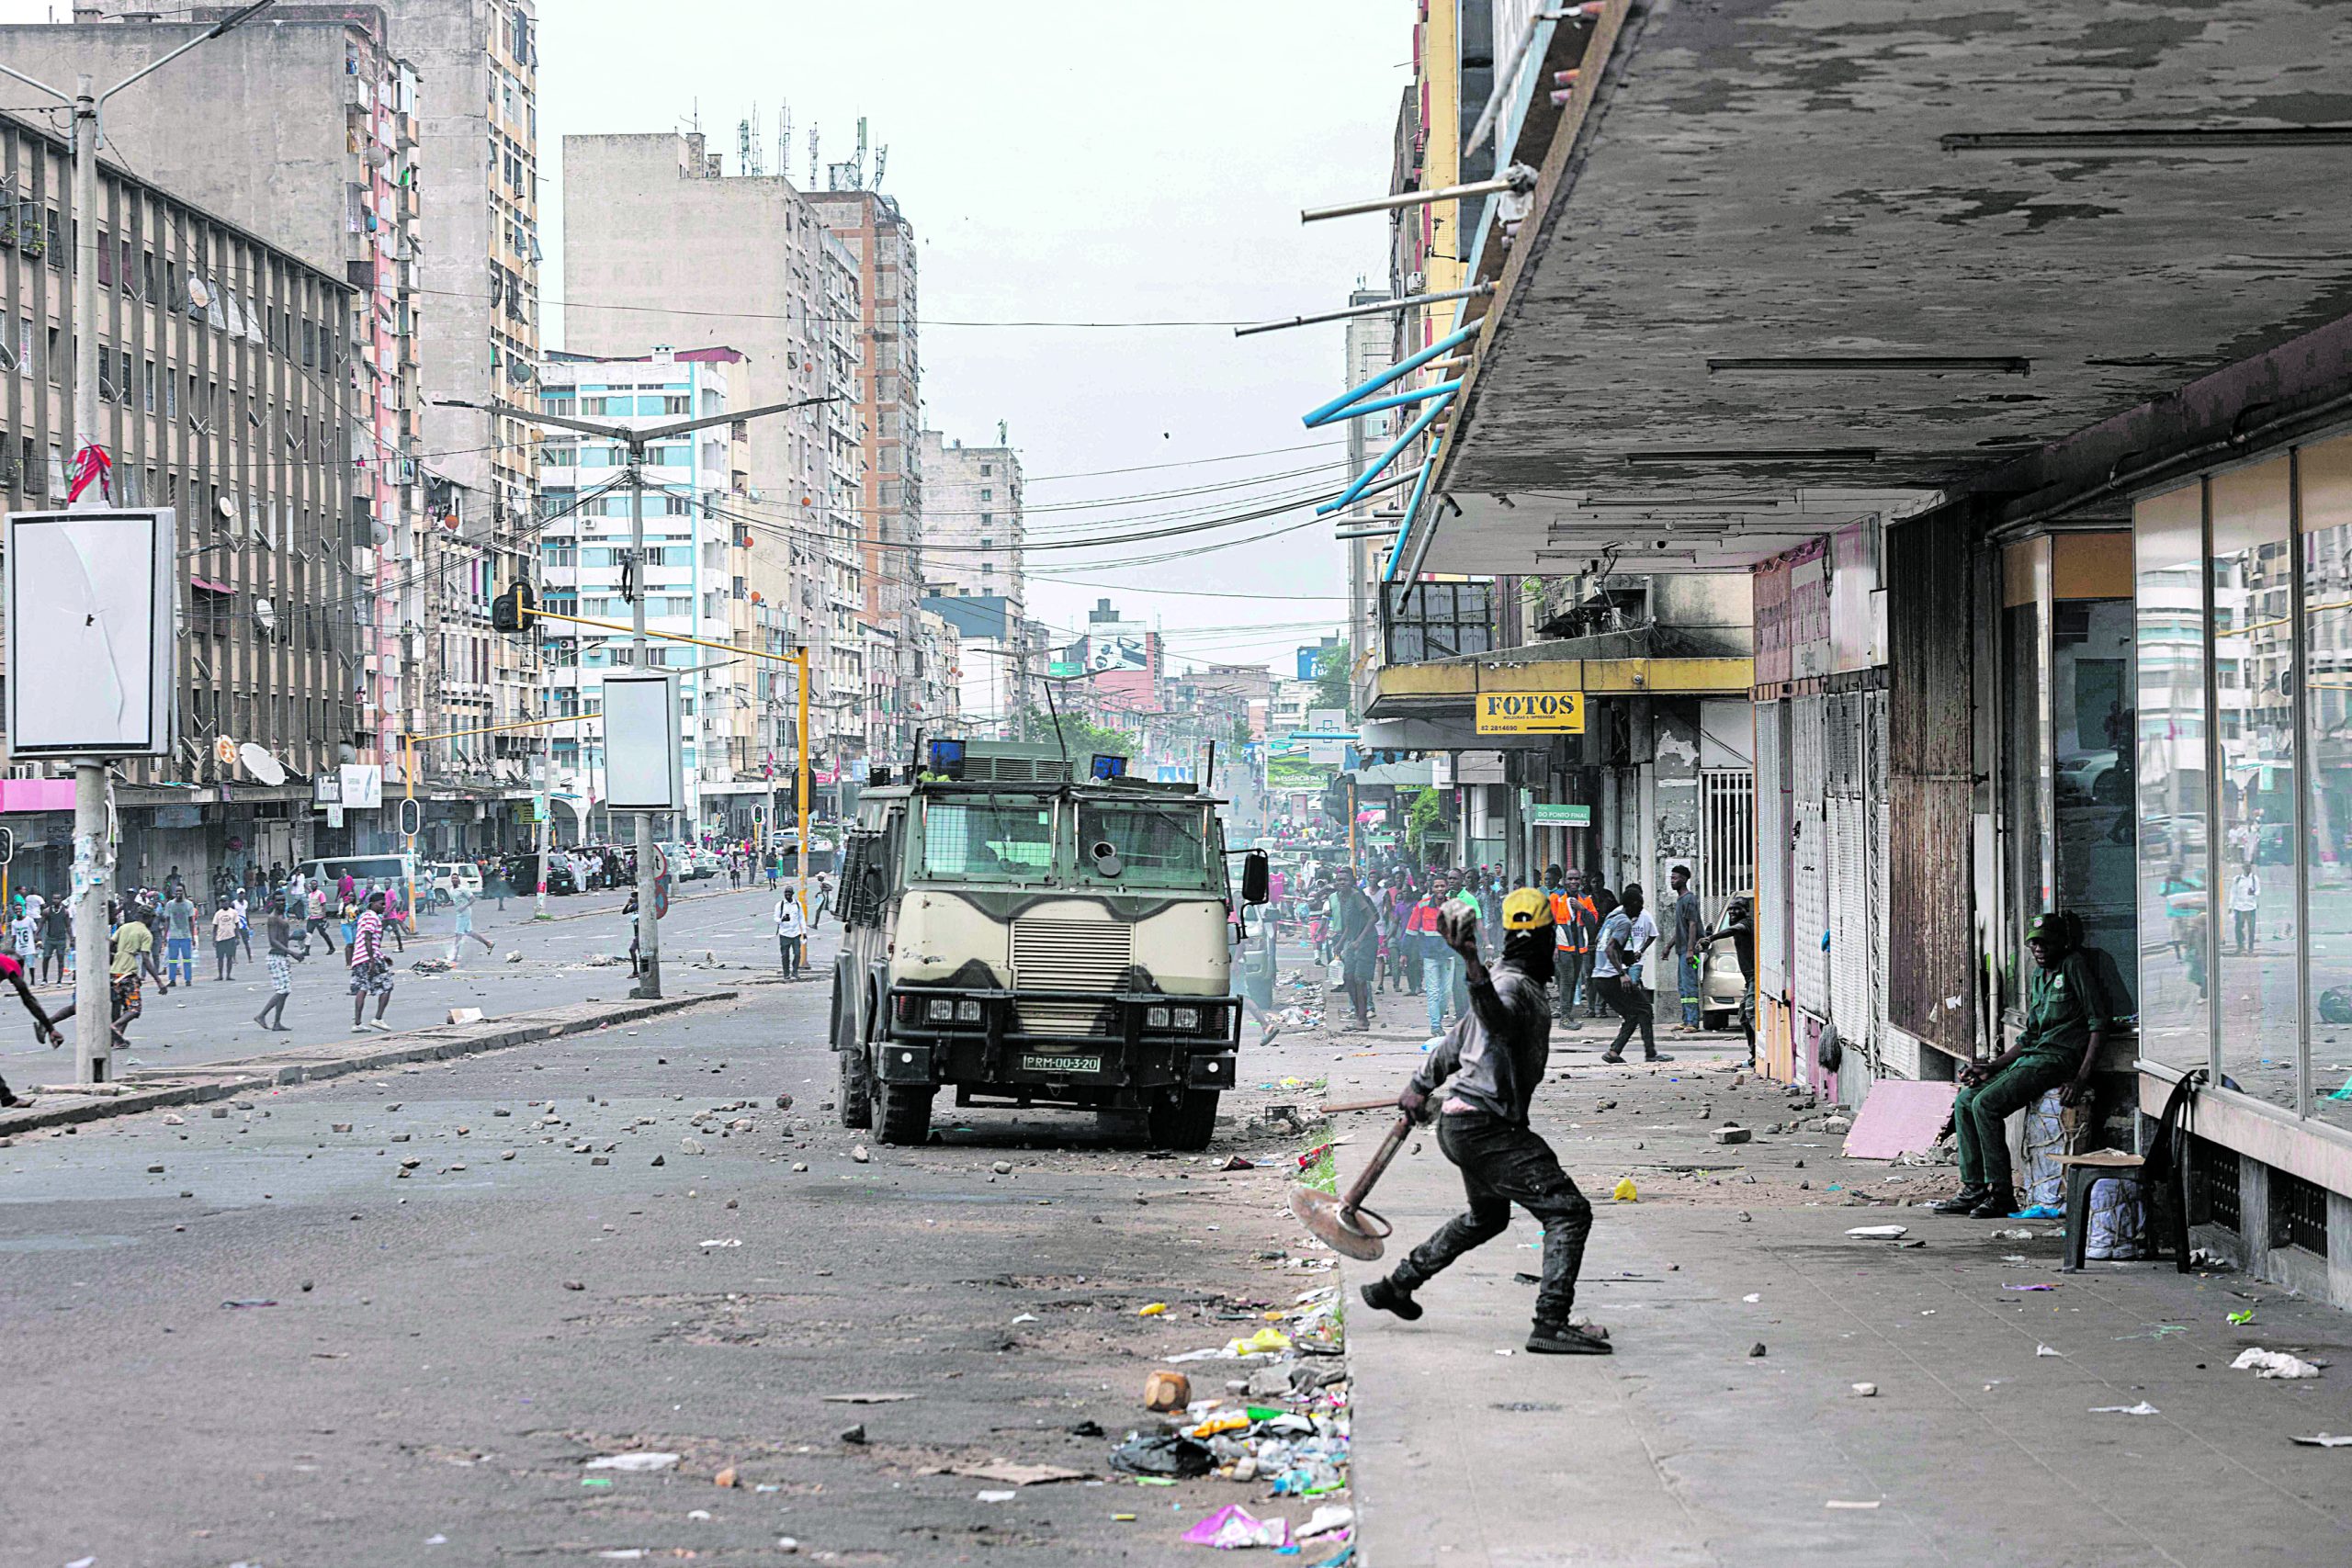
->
[1111, 1285, 1354, 1552]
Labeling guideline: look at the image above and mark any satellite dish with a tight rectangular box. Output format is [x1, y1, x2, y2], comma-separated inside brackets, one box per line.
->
[254, 597, 277, 635]
[238, 743, 287, 786]
[215, 494, 243, 536]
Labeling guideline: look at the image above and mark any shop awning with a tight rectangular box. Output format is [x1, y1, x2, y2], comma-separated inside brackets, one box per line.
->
[1367, 654, 1753, 722]
[1407, 0, 2352, 578]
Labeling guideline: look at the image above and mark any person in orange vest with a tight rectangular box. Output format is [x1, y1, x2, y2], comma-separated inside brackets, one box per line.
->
[1547, 869, 1599, 1026]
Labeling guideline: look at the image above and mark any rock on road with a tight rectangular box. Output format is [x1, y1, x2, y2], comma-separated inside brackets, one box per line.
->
[0, 898, 1348, 1565]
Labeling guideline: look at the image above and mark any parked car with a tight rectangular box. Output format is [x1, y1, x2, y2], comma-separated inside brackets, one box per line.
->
[689, 846, 725, 880]
[425, 862, 483, 906]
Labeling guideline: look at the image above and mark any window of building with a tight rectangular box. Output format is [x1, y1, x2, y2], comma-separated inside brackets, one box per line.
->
[2299, 434, 2352, 1133]
[1381, 581, 1493, 665]
[979, 488, 993, 502]
[979, 462, 992, 477]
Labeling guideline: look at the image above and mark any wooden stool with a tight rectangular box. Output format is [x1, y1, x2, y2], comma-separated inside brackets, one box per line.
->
[2059, 1150, 2145, 1272]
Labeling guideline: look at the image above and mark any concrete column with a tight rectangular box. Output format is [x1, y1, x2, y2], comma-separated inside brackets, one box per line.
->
[2238, 1156, 2270, 1275]
[2329, 1190, 2352, 1310]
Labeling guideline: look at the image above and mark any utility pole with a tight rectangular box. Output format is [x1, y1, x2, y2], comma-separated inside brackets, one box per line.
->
[448, 390, 834, 1000]
[0, 0, 278, 1084]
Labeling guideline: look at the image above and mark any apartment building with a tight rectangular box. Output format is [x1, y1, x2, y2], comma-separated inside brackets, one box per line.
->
[560, 130, 865, 780]
[0, 108, 358, 892]
[535, 348, 757, 838]
[805, 187, 922, 768]
[0, 6, 423, 777]
[916, 430, 1027, 729]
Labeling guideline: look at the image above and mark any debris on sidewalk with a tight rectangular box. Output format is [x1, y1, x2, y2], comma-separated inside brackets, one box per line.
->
[1182, 1504, 1291, 1549]
[1845, 1224, 1908, 1239]
[1611, 1177, 1638, 1201]
[584, 1451, 680, 1472]
[2232, 1347, 2324, 1380]
[1110, 1432, 1214, 1478]
[1145, 1370, 1192, 1411]
[1851, 1382, 1877, 1396]
[2090, 1402, 2161, 1416]
[2291, 1433, 2352, 1448]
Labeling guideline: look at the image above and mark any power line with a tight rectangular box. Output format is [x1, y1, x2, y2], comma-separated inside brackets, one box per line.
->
[415, 285, 1261, 329]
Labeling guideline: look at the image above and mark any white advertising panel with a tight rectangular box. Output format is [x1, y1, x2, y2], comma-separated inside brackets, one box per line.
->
[339, 763, 383, 810]
[4, 508, 177, 757]
[604, 671, 684, 813]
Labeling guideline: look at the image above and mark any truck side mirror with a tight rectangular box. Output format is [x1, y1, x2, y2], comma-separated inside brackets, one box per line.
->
[1241, 850, 1271, 906]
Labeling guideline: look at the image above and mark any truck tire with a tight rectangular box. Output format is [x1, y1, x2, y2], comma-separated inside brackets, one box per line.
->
[831, 971, 872, 1130]
[1148, 1089, 1218, 1151]
[878, 1083, 933, 1146]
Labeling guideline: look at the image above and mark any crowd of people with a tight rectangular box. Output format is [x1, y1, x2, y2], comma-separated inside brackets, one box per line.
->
[1261, 852, 1756, 1064]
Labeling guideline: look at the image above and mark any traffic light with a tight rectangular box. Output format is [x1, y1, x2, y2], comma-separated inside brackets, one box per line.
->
[491, 580, 537, 634]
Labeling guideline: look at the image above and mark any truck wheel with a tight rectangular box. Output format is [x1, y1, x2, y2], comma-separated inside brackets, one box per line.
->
[831, 974, 872, 1130]
[878, 1083, 933, 1146]
[1148, 1089, 1218, 1151]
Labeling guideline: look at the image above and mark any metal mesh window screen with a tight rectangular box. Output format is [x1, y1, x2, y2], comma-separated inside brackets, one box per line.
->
[2271, 1169, 2329, 1256]
[2191, 1136, 2240, 1232]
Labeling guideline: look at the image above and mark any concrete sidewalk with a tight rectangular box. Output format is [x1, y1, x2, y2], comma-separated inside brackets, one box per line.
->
[0, 987, 742, 1138]
[1313, 1019, 2352, 1567]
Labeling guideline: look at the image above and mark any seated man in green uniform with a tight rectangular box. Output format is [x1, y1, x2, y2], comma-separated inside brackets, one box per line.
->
[1932, 911, 2109, 1219]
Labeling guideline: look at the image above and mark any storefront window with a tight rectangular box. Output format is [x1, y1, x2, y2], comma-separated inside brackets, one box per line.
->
[2211, 457, 2300, 1113]
[2301, 434, 2352, 1130]
[2051, 536, 2137, 1017]
[2001, 540, 2051, 1014]
[2134, 483, 2212, 1071]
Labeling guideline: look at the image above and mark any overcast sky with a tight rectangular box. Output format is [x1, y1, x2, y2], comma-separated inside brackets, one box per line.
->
[0, 0, 1404, 676]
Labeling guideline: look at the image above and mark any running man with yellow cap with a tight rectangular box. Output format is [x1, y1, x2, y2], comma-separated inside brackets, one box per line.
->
[1358, 886, 1610, 1355]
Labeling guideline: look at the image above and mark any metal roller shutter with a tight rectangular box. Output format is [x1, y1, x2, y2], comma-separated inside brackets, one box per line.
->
[1756, 703, 1788, 998]
[1792, 694, 1829, 1020]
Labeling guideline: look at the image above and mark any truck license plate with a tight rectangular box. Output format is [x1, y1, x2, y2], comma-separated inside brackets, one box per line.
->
[1023, 1054, 1101, 1075]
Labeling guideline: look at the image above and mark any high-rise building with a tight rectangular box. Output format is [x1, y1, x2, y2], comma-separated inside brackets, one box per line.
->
[0, 107, 360, 890]
[385, 0, 544, 811]
[804, 187, 922, 767]
[560, 130, 865, 777]
[44, 2, 551, 844]
[916, 430, 1026, 730]
[534, 347, 763, 839]
[0, 7, 424, 777]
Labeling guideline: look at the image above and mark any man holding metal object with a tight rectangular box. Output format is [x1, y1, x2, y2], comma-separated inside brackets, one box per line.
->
[1356, 888, 1610, 1356]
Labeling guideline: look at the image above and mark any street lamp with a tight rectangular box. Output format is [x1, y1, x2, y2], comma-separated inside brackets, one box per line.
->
[443, 392, 834, 998]
[0, 0, 279, 1085]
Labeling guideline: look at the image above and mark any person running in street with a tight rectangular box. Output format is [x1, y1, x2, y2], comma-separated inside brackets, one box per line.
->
[1357, 888, 1610, 1356]
[348, 891, 395, 1032]
[234, 887, 254, 961]
[160, 887, 198, 987]
[254, 894, 302, 1032]
[1665, 864, 1704, 1032]
[775, 887, 807, 978]
[447, 882, 494, 964]
[1593, 883, 1662, 1064]
[49, 901, 168, 1055]
[305, 884, 339, 955]
[210, 898, 242, 982]
[0, 943, 68, 1107]
[1931, 911, 2109, 1219]
[1337, 880, 1380, 1031]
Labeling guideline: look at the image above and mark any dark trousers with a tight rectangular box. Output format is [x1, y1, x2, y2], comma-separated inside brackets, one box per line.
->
[1598, 975, 1655, 1057]
[1393, 1110, 1593, 1327]
[779, 933, 802, 976]
[1954, 1055, 2075, 1193]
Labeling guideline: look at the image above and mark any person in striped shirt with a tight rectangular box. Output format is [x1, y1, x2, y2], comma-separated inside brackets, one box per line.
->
[348, 890, 396, 1033]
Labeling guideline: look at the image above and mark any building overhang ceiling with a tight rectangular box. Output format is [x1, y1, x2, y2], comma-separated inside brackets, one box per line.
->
[1413, 0, 2352, 577]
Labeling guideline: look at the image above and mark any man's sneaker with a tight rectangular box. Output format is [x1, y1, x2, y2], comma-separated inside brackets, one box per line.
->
[1358, 1276, 1423, 1322]
[1600, 1052, 1625, 1064]
[1968, 1189, 2020, 1219]
[1928, 1188, 1990, 1215]
[1645, 1051, 1674, 1063]
[1526, 1321, 1612, 1355]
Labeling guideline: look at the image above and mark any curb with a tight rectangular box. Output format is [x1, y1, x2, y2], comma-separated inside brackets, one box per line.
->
[0, 988, 739, 1138]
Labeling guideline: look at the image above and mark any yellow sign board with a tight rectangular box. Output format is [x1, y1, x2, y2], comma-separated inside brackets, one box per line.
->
[1476, 691, 1586, 735]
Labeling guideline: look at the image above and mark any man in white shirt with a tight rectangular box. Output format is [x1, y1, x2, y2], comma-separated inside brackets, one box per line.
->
[775, 888, 808, 978]
[1590, 882, 1662, 1063]
[2228, 865, 2261, 954]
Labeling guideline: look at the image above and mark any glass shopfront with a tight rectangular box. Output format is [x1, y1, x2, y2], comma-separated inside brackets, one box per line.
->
[2132, 430, 2352, 1131]
[2001, 535, 2137, 1021]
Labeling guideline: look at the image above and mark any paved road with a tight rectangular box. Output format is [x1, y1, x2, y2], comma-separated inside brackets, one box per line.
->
[0, 931, 1355, 1565]
[0, 880, 802, 1083]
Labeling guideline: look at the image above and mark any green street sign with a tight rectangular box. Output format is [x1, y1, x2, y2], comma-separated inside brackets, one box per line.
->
[1048, 660, 1082, 678]
[1529, 803, 1591, 827]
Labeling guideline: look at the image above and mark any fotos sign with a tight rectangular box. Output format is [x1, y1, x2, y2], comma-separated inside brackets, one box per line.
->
[1476, 691, 1586, 735]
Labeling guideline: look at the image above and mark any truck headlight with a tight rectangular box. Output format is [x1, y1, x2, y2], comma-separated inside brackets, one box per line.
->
[1146, 1006, 1170, 1030]
[927, 998, 955, 1021]
[957, 999, 983, 1022]
[1170, 1006, 1202, 1031]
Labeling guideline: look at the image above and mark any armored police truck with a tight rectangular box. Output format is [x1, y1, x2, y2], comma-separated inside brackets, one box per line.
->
[828, 739, 1270, 1148]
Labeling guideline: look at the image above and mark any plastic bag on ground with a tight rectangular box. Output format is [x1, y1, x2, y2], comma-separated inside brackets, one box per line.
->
[1110, 1432, 1215, 1478]
[2020, 1089, 2066, 1210]
[1182, 1503, 1291, 1549]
